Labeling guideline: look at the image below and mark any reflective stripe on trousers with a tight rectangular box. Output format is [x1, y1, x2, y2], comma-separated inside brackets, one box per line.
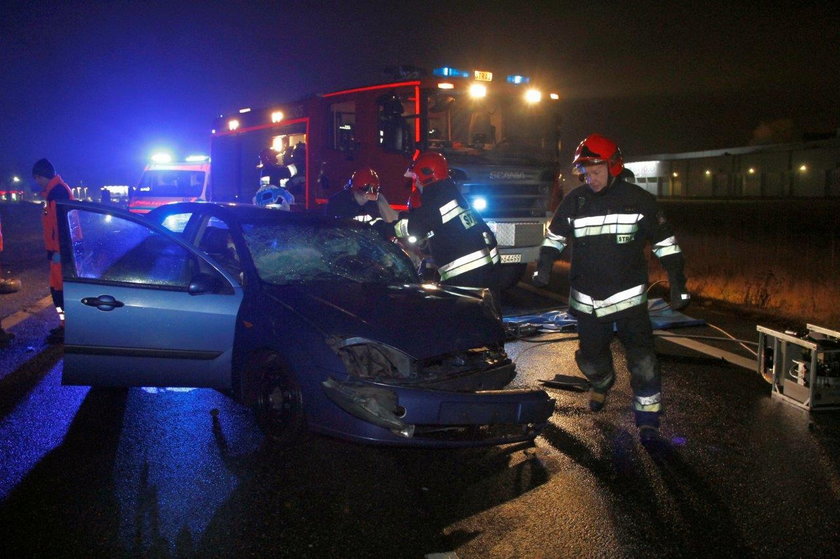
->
[570, 284, 647, 318]
[575, 311, 662, 414]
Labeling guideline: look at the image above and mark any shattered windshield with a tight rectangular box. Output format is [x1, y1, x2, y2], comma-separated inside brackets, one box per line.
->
[241, 220, 418, 285]
[426, 92, 560, 165]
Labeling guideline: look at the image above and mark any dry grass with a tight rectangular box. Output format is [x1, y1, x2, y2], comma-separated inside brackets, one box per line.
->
[653, 199, 840, 328]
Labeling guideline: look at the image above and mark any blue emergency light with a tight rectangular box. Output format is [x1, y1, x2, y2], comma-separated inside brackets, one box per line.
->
[433, 66, 470, 78]
[471, 196, 488, 212]
[150, 152, 173, 164]
[506, 75, 530, 85]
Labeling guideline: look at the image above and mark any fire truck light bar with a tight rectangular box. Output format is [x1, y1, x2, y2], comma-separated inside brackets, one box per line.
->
[432, 66, 469, 78]
[506, 75, 530, 85]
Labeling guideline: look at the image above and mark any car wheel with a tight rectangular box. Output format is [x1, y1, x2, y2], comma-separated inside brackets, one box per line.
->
[253, 352, 306, 446]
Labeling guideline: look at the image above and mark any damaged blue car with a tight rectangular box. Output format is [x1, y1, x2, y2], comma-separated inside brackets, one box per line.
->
[56, 201, 554, 447]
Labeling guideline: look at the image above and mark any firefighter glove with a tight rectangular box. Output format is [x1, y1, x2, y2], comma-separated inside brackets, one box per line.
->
[532, 246, 559, 287]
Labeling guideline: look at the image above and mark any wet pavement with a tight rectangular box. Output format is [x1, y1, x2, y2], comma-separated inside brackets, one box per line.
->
[1, 202, 840, 558]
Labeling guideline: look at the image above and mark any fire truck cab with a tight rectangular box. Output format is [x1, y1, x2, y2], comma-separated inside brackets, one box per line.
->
[210, 65, 562, 288]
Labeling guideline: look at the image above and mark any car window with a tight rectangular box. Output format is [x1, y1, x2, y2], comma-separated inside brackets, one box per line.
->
[241, 221, 417, 285]
[196, 218, 242, 283]
[157, 212, 193, 233]
[67, 209, 198, 288]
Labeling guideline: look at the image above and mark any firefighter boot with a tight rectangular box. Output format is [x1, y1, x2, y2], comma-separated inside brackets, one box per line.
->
[635, 411, 663, 444]
[588, 375, 615, 412]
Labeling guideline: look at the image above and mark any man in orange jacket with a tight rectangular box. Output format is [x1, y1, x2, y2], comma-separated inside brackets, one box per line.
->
[32, 158, 74, 344]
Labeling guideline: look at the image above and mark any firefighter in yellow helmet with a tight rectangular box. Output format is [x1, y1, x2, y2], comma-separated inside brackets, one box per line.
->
[254, 148, 295, 210]
[533, 134, 690, 444]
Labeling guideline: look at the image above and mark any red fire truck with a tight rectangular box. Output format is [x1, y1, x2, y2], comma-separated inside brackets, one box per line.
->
[210, 65, 562, 288]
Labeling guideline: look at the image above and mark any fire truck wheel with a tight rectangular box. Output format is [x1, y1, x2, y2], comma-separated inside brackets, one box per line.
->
[498, 264, 527, 291]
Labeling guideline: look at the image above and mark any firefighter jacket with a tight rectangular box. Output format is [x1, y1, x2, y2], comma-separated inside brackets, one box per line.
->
[393, 177, 499, 282]
[542, 177, 685, 321]
[41, 175, 74, 290]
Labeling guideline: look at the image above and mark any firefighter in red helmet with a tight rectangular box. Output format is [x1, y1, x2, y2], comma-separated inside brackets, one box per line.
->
[533, 134, 690, 444]
[394, 151, 502, 314]
[325, 167, 398, 237]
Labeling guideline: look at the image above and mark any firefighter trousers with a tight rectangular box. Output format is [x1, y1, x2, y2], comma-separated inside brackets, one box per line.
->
[574, 310, 662, 427]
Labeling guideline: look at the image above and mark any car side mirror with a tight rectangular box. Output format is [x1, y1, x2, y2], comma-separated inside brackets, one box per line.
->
[188, 272, 222, 295]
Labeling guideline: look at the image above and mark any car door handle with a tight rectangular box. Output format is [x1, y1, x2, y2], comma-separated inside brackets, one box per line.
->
[81, 295, 125, 311]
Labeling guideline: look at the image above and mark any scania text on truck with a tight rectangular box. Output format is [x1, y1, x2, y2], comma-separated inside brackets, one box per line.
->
[210, 65, 562, 288]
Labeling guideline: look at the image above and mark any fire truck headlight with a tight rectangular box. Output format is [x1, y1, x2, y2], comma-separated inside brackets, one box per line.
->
[469, 83, 487, 98]
[524, 89, 542, 104]
[471, 197, 488, 212]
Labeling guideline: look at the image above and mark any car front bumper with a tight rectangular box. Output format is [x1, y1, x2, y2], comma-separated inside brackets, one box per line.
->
[322, 377, 556, 447]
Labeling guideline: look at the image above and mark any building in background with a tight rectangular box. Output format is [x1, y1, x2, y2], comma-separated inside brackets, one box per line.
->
[623, 134, 840, 198]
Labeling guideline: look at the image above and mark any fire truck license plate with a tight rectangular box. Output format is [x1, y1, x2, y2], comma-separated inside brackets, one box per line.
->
[501, 254, 522, 263]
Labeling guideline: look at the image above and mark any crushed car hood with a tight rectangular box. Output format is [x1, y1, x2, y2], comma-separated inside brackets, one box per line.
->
[265, 282, 505, 358]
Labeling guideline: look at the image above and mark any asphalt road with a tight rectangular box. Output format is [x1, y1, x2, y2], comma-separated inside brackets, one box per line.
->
[2, 202, 840, 558]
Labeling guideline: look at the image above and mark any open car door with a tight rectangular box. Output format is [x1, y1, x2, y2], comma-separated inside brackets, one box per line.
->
[56, 201, 243, 389]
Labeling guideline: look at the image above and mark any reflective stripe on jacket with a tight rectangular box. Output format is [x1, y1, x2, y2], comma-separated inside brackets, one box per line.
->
[394, 177, 498, 280]
[542, 178, 685, 320]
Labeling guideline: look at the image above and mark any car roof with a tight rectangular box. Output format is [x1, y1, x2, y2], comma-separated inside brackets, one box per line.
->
[147, 201, 342, 227]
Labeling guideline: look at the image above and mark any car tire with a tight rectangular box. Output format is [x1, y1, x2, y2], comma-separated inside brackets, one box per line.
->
[252, 351, 306, 446]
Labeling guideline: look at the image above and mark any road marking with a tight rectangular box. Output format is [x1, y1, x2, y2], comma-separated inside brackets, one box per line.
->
[1, 295, 54, 329]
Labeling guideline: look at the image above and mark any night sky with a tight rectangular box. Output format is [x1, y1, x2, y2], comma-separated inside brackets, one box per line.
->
[2, 0, 838, 189]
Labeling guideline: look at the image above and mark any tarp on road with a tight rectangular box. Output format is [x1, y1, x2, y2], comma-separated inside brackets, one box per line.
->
[504, 298, 705, 333]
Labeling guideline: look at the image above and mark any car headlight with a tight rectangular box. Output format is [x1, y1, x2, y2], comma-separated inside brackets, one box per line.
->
[321, 377, 414, 437]
[326, 336, 416, 380]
